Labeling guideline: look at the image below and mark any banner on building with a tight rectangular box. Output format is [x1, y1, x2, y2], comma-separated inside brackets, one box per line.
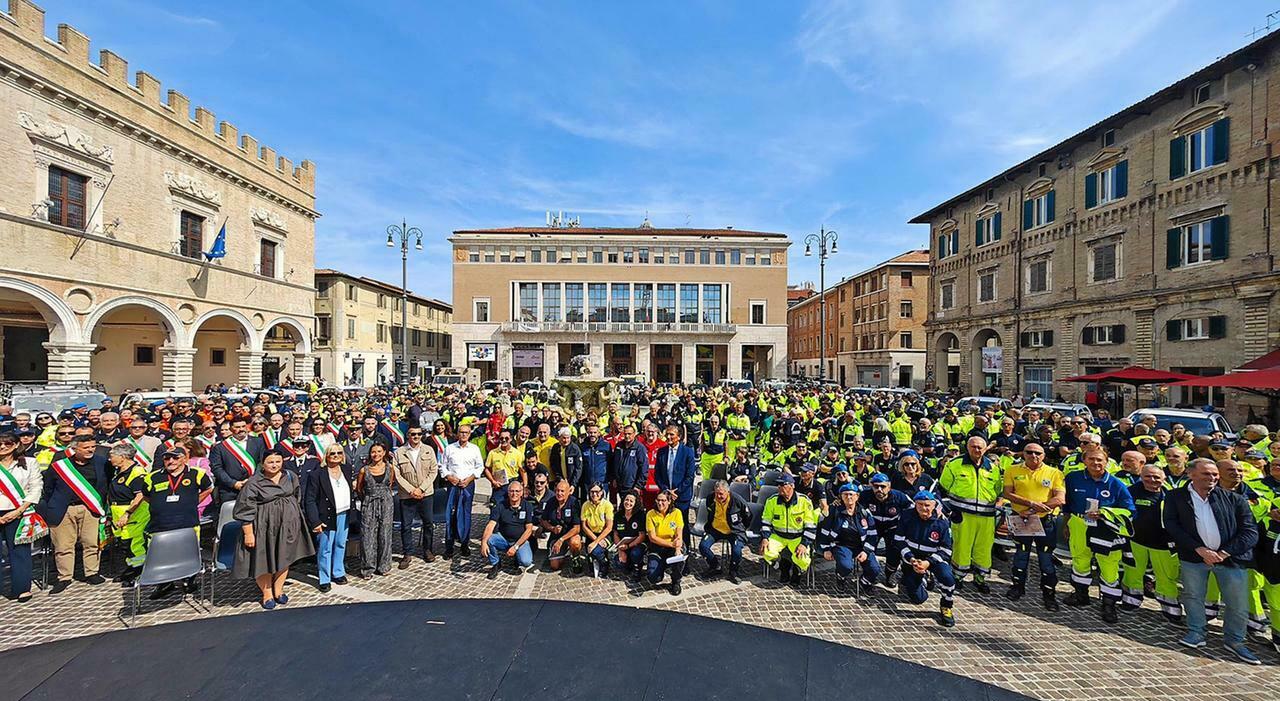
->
[512, 348, 544, 368]
[468, 343, 497, 362]
[981, 346, 1003, 374]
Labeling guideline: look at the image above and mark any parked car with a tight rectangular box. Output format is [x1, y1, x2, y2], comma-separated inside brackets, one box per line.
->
[1023, 403, 1094, 422]
[7, 382, 108, 415]
[481, 380, 511, 393]
[956, 396, 1012, 412]
[717, 379, 754, 393]
[121, 391, 198, 408]
[1125, 408, 1236, 441]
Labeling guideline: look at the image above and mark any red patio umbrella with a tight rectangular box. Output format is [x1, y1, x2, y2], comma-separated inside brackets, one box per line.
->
[1167, 366, 1280, 391]
[1061, 366, 1200, 386]
[1238, 348, 1280, 371]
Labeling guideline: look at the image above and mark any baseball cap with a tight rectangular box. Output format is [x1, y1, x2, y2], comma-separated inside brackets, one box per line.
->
[834, 464, 850, 474]
[160, 447, 185, 459]
[914, 490, 938, 502]
[778, 473, 796, 485]
[800, 463, 816, 474]
[1136, 438, 1158, 449]
[835, 483, 857, 495]
[1245, 450, 1267, 460]
[1209, 441, 1231, 450]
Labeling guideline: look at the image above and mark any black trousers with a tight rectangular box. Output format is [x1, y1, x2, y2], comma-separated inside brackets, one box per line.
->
[399, 497, 435, 557]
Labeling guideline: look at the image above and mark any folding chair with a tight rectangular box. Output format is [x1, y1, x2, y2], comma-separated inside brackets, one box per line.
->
[759, 469, 782, 487]
[728, 482, 751, 504]
[127, 527, 204, 627]
[29, 535, 52, 590]
[693, 480, 717, 507]
[208, 501, 241, 607]
[755, 485, 778, 506]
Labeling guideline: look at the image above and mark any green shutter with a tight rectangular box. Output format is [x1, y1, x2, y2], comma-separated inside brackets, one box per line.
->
[993, 212, 1002, 240]
[1210, 118, 1229, 165]
[1166, 320, 1182, 341]
[1208, 315, 1227, 339]
[1046, 190, 1056, 223]
[1082, 327, 1095, 345]
[1114, 160, 1128, 198]
[975, 219, 983, 247]
[1084, 172, 1098, 209]
[937, 235, 946, 258]
[1209, 215, 1229, 260]
[1166, 228, 1182, 269]
[1023, 200, 1033, 229]
[1043, 330, 1054, 346]
[1169, 136, 1187, 179]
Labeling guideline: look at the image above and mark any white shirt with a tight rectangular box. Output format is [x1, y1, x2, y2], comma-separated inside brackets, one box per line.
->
[406, 446, 421, 467]
[330, 470, 351, 514]
[442, 441, 485, 481]
[1189, 488, 1221, 551]
[0, 457, 42, 510]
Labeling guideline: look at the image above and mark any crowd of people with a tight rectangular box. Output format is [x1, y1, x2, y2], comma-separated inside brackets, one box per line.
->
[0, 381, 1276, 665]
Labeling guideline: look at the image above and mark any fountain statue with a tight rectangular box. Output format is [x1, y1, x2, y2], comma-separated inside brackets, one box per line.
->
[550, 354, 620, 413]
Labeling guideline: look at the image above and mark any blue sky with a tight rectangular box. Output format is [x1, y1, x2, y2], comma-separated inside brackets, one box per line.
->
[56, 0, 1276, 300]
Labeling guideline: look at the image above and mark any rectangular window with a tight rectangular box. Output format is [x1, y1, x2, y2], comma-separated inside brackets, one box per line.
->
[699, 249, 711, 265]
[1102, 129, 1116, 147]
[473, 299, 490, 323]
[468, 251, 480, 263]
[978, 271, 996, 302]
[900, 271, 913, 287]
[608, 252, 619, 263]
[610, 283, 631, 323]
[940, 283, 955, 310]
[1023, 191, 1055, 229]
[714, 250, 726, 265]
[545, 249, 556, 263]
[1027, 259, 1049, 294]
[347, 319, 356, 339]
[701, 284, 722, 324]
[759, 252, 771, 266]
[576, 249, 587, 263]
[134, 345, 155, 366]
[390, 327, 402, 345]
[376, 294, 386, 309]
[565, 283, 584, 323]
[592, 250, 603, 264]
[684, 249, 696, 264]
[634, 284, 653, 323]
[513, 250, 526, 263]
[750, 301, 766, 325]
[346, 285, 358, 302]
[1086, 160, 1128, 209]
[376, 324, 387, 343]
[541, 283, 561, 322]
[1168, 217, 1231, 270]
[518, 283, 538, 322]
[1172, 119, 1229, 178]
[317, 316, 331, 341]
[412, 330, 422, 346]
[179, 211, 204, 259]
[588, 283, 608, 323]
[1183, 318, 1208, 340]
[47, 166, 88, 229]
[210, 348, 227, 366]
[623, 249, 634, 264]
[746, 252, 756, 265]
[484, 249, 496, 263]
[657, 284, 677, 323]
[1092, 242, 1119, 282]
[638, 248, 649, 264]
[936, 229, 960, 259]
[899, 301, 912, 318]
[730, 249, 741, 265]
[975, 213, 1001, 247]
[1091, 325, 1116, 344]
[679, 284, 699, 323]
[531, 250, 543, 263]
[899, 332, 912, 348]
[1025, 367, 1053, 398]
[654, 251, 665, 265]
[1168, 316, 1226, 341]
[499, 251, 511, 263]
[259, 239, 278, 277]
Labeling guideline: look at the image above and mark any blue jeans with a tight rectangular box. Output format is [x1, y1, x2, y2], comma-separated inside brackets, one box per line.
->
[698, 533, 744, 569]
[399, 496, 435, 557]
[1181, 561, 1249, 644]
[615, 544, 645, 571]
[901, 559, 956, 608]
[1, 518, 33, 596]
[647, 546, 684, 585]
[445, 483, 475, 549]
[830, 545, 883, 583]
[486, 533, 533, 567]
[589, 543, 611, 572]
[315, 511, 348, 586]
[1011, 517, 1058, 590]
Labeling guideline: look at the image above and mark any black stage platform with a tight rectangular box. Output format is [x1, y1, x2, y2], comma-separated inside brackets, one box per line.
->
[3, 599, 1031, 700]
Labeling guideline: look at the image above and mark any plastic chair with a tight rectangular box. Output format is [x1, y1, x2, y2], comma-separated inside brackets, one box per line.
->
[689, 500, 710, 540]
[693, 480, 717, 507]
[208, 501, 241, 607]
[729, 482, 751, 504]
[432, 489, 449, 524]
[756, 485, 778, 506]
[127, 527, 204, 626]
[760, 469, 782, 487]
[29, 535, 52, 590]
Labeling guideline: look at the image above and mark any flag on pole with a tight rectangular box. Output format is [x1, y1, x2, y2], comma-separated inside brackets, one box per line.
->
[204, 221, 227, 261]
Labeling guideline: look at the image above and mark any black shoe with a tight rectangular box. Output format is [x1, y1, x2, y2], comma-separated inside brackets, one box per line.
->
[1063, 590, 1091, 608]
[973, 577, 990, 595]
[48, 579, 69, 595]
[938, 607, 956, 627]
[1100, 600, 1119, 624]
[443, 548, 455, 559]
[459, 544, 471, 558]
[1119, 602, 1140, 612]
[1163, 612, 1183, 625]
[705, 562, 723, 576]
[149, 582, 177, 600]
[727, 568, 741, 585]
[333, 576, 348, 585]
[1006, 583, 1025, 601]
[883, 570, 898, 588]
[670, 582, 682, 596]
[1043, 591, 1060, 612]
[952, 577, 964, 592]
[84, 574, 106, 586]
[487, 564, 501, 580]
[319, 583, 332, 593]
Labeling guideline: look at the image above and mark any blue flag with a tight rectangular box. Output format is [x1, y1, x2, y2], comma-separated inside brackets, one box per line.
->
[204, 222, 227, 261]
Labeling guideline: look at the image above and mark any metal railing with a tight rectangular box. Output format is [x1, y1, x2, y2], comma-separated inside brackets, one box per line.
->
[500, 321, 736, 335]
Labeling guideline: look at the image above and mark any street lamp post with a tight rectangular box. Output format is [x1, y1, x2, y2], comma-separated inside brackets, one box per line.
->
[386, 220, 423, 385]
[804, 227, 838, 381]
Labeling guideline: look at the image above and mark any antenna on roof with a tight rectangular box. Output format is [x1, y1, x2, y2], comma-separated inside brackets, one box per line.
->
[545, 210, 580, 228]
[1246, 10, 1280, 40]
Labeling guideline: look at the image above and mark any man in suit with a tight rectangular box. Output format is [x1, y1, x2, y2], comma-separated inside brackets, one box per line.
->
[655, 424, 697, 550]
[1163, 458, 1261, 664]
[377, 408, 408, 450]
[394, 426, 439, 568]
[39, 435, 109, 593]
[209, 417, 267, 504]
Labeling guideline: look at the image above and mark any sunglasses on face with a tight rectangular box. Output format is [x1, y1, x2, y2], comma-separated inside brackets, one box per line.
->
[0, 439, 16, 447]
[1024, 450, 1045, 455]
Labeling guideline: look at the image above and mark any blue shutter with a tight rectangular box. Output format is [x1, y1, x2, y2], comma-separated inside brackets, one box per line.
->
[1166, 228, 1182, 269]
[1046, 190, 1056, 223]
[1169, 136, 1187, 179]
[1023, 199, 1033, 229]
[1210, 118, 1229, 165]
[993, 212, 1002, 241]
[1084, 172, 1098, 209]
[1114, 160, 1128, 198]
[1209, 215, 1229, 260]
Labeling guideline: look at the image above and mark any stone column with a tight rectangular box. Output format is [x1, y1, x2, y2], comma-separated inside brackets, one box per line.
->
[160, 345, 197, 392]
[497, 341, 513, 381]
[727, 342, 743, 380]
[681, 343, 697, 384]
[42, 342, 95, 384]
[589, 342, 605, 376]
[238, 349, 265, 388]
[635, 343, 651, 379]
[543, 342, 559, 384]
[292, 352, 316, 385]
[770, 344, 787, 380]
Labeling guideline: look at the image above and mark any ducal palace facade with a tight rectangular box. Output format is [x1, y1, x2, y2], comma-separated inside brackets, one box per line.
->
[0, 1, 319, 393]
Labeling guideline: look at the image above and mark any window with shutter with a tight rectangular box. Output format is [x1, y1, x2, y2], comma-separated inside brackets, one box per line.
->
[1169, 135, 1187, 179]
[1082, 327, 1096, 345]
[1043, 330, 1054, 347]
[179, 211, 204, 259]
[1025, 192, 1054, 228]
[1209, 216, 1229, 260]
[1111, 325, 1125, 344]
[47, 166, 88, 229]
[1208, 315, 1227, 339]
[1091, 242, 1118, 282]
[1166, 319, 1182, 341]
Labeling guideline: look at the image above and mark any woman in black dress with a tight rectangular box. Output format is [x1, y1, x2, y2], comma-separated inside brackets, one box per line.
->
[233, 452, 315, 609]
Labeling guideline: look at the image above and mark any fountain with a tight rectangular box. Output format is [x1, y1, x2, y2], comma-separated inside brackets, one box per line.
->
[550, 354, 620, 412]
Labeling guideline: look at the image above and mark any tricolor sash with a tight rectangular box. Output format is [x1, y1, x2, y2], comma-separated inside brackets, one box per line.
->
[381, 419, 405, 444]
[196, 434, 216, 449]
[223, 437, 257, 476]
[0, 461, 48, 545]
[0, 461, 29, 507]
[126, 437, 153, 468]
[51, 457, 106, 517]
[262, 428, 279, 450]
[310, 434, 328, 457]
[327, 422, 343, 436]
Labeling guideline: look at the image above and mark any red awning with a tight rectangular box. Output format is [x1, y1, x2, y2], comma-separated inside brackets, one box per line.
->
[1168, 366, 1280, 390]
[1239, 348, 1280, 371]
[1061, 366, 1200, 386]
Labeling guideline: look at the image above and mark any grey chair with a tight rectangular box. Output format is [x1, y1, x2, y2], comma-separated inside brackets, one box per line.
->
[126, 527, 204, 627]
[689, 499, 710, 540]
[756, 485, 778, 506]
[209, 501, 241, 607]
[693, 479, 717, 507]
[729, 481, 751, 504]
[760, 469, 782, 487]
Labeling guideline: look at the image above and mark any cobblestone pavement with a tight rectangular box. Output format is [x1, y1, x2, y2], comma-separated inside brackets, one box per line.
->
[2, 496, 1277, 701]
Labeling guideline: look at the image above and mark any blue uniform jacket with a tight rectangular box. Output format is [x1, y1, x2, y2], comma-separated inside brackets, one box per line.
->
[579, 439, 611, 490]
[860, 487, 913, 533]
[895, 509, 953, 565]
[817, 506, 878, 554]
[1064, 469, 1134, 516]
[610, 440, 649, 494]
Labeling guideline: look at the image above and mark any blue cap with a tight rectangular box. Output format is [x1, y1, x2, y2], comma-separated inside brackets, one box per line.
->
[835, 483, 857, 495]
[899, 449, 919, 459]
[869, 473, 890, 484]
[70, 402, 87, 410]
[834, 463, 850, 474]
[913, 490, 938, 502]
[800, 462, 816, 473]
[778, 473, 796, 485]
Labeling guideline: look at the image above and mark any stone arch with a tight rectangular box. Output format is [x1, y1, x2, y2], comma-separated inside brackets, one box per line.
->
[192, 308, 260, 352]
[83, 295, 184, 346]
[0, 276, 81, 345]
[191, 309, 260, 390]
[970, 328, 1004, 393]
[260, 316, 312, 354]
[932, 331, 961, 391]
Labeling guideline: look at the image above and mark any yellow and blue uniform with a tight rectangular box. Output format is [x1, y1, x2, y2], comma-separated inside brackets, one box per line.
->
[1064, 469, 1134, 608]
[761, 487, 817, 576]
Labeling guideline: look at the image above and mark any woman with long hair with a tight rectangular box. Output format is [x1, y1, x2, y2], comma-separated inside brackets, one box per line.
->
[356, 441, 396, 577]
[645, 489, 685, 595]
[612, 489, 647, 579]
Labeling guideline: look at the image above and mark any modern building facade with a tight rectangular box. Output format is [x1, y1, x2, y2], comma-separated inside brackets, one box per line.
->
[450, 222, 790, 384]
[914, 32, 1280, 420]
[788, 249, 929, 388]
[0, 1, 318, 393]
[314, 269, 451, 386]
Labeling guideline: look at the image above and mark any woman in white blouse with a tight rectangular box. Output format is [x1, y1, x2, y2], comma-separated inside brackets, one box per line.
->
[303, 444, 356, 593]
[0, 430, 43, 602]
